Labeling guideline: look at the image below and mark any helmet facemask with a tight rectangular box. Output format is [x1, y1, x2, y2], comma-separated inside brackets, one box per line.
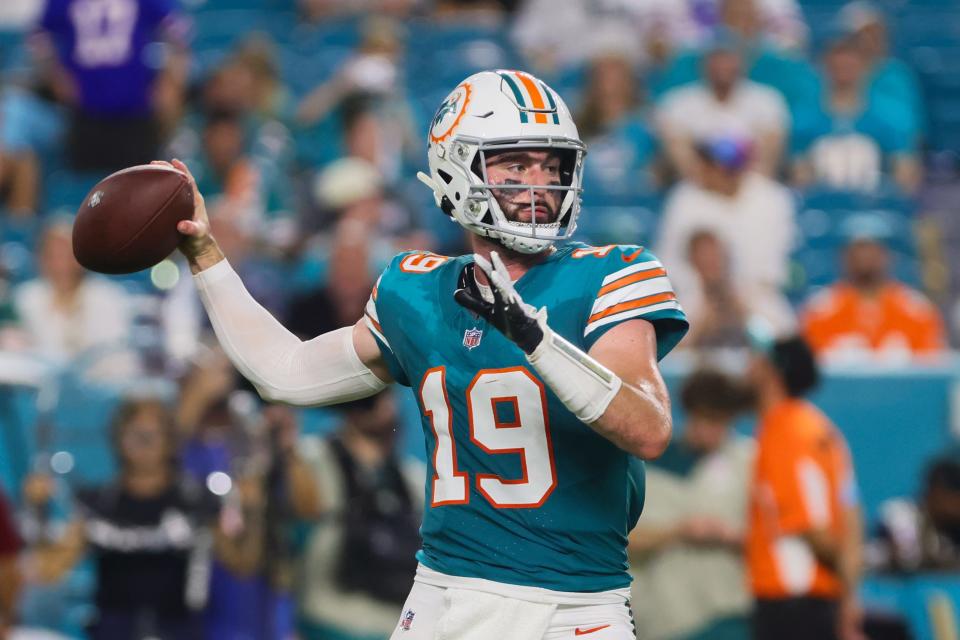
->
[449, 136, 585, 254]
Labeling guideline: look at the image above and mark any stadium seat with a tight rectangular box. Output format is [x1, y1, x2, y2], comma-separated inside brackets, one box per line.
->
[0, 30, 27, 78]
[278, 45, 353, 98]
[42, 171, 102, 213]
[282, 17, 362, 55]
[190, 10, 271, 49]
[576, 192, 662, 247]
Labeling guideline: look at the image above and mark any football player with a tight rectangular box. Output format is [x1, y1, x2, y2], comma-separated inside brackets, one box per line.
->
[170, 69, 688, 639]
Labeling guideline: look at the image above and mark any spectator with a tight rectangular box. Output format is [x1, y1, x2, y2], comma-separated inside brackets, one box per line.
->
[650, 0, 818, 112]
[719, 0, 807, 52]
[21, 396, 265, 640]
[872, 456, 960, 573]
[512, 0, 695, 74]
[657, 36, 789, 178]
[294, 392, 423, 640]
[0, 488, 21, 638]
[339, 92, 417, 188]
[801, 219, 946, 362]
[837, 1, 923, 141]
[432, 0, 516, 23]
[630, 369, 755, 640]
[746, 336, 864, 640]
[296, 17, 419, 183]
[33, 0, 188, 171]
[12, 219, 135, 376]
[680, 230, 795, 349]
[190, 109, 290, 229]
[0, 123, 41, 216]
[287, 212, 380, 337]
[656, 135, 796, 318]
[577, 52, 660, 196]
[288, 156, 431, 337]
[0, 53, 67, 217]
[199, 60, 258, 118]
[175, 355, 295, 640]
[790, 38, 920, 194]
[312, 156, 423, 248]
[232, 35, 292, 123]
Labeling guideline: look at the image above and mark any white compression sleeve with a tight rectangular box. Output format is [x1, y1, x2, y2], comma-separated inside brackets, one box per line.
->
[193, 259, 386, 406]
[525, 317, 622, 425]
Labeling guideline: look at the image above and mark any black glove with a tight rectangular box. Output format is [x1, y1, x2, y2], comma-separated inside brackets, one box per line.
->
[454, 251, 544, 355]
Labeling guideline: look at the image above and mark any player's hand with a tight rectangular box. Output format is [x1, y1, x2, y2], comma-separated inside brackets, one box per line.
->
[454, 251, 545, 355]
[155, 159, 223, 272]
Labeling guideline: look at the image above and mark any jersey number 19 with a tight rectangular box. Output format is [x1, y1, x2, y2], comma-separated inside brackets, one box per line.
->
[419, 367, 558, 509]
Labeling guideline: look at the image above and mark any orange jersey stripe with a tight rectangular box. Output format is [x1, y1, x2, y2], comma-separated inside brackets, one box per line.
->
[597, 267, 667, 297]
[516, 72, 548, 124]
[588, 292, 676, 322]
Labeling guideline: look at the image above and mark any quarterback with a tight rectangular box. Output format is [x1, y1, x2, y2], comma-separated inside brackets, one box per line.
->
[172, 70, 688, 639]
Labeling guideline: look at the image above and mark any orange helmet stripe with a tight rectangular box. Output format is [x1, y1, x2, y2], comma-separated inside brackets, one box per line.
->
[515, 72, 548, 124]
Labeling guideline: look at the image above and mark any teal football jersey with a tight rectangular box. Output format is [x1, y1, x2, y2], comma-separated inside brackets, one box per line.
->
[363, 242, 688, 592]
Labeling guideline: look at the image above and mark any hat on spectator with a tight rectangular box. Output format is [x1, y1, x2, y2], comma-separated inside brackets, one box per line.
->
[314, 157, 383, 210]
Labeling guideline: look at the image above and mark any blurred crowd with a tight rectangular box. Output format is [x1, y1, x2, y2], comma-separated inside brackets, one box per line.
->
[0, 0, 957, 638]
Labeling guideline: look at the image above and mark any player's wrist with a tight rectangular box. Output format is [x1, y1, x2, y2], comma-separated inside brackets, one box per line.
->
[513, 316, 544, 354]
[185, 240, 225, 274]
[525, 322, 622, 424]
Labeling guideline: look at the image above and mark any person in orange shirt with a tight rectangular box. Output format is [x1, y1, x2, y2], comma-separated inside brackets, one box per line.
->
[801, 229, 946, 360]
[746, 336, 865, 640]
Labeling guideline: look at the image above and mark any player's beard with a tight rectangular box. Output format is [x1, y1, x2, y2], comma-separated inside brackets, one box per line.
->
[491, 189, 562, 225]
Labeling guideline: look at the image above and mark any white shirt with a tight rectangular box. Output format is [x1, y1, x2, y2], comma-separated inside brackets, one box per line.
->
[511, 0, 807, 70]
[631, 436, 756, 640]
[680, 275, 798, 339]
[656, 172, 797, 299]
[512, 0, 697, 69]
[13, 276, 133, 370]
[657, 80, 789, 145]
[0, 0, 42, 28]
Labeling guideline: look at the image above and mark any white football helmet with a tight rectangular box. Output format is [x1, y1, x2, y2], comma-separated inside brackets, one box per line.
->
[417, 70, 585, 254]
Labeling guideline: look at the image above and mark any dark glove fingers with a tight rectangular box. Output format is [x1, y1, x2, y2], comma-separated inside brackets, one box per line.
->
[454, 288, 493, 319]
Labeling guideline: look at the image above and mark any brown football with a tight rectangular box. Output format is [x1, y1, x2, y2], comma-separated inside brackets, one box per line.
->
[72, 164, 194, 274]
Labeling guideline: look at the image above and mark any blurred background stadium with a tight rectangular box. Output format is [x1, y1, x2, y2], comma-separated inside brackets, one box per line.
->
[0, 0, 958, 638]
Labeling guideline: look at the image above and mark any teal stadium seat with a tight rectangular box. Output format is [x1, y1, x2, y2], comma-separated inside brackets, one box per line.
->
[863, 575, 960, 640]
[190, 10, 274, 49]
[42, 171, 102, 212]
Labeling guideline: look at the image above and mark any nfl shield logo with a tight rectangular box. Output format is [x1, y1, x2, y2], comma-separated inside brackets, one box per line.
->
[401, 609, 415, 631]
[463, 327, 483, 350]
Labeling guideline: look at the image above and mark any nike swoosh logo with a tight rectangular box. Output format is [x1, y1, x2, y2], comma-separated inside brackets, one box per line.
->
[621, 248, 644, 263]
[575, 625, 610, 636]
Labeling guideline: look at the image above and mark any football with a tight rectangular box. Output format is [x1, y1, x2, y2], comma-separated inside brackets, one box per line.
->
[72, 164, 194, 274]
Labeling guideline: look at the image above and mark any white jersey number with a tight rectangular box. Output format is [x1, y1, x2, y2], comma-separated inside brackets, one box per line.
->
[69, 0, 139, 68]
[419, 366, 556, 508]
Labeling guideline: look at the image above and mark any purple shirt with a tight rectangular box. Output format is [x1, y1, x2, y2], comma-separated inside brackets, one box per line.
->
[39, 0, 183, 115]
